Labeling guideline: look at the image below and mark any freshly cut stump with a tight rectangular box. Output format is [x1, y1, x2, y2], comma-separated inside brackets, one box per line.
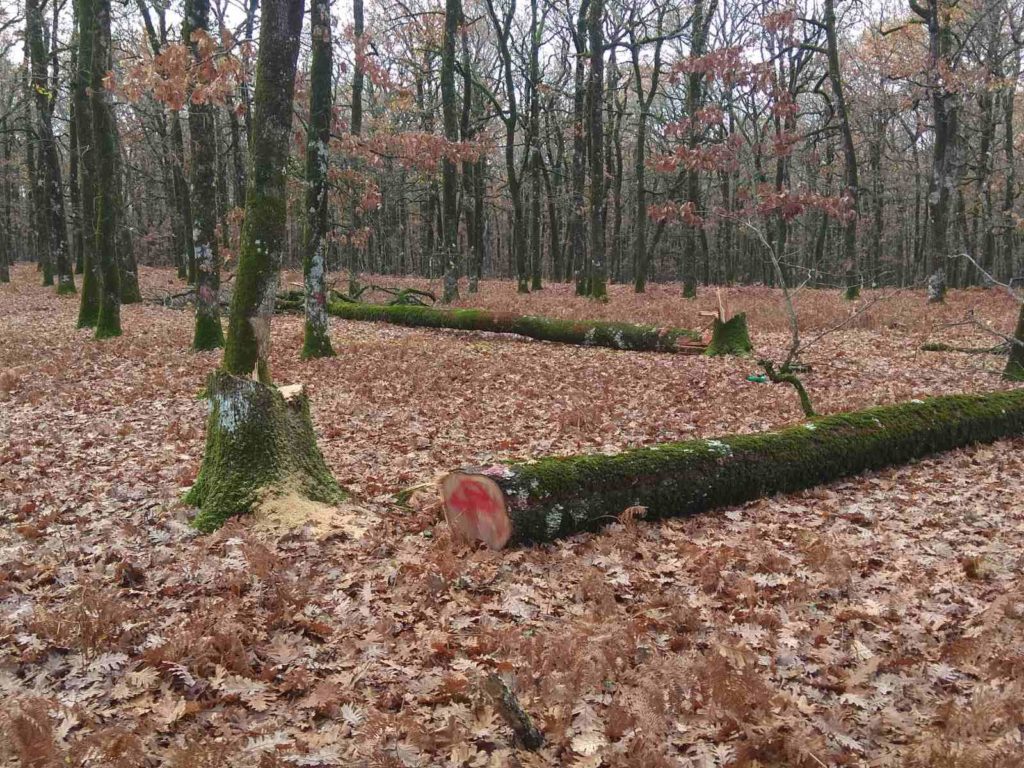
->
[704, 313, 753, 356]
[440, 389, 1024, 549]
[186, 371, 344, 531]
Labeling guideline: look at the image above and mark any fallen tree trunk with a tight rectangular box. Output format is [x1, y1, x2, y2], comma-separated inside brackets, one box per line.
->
[440, 389, 1024, 548]
[324, 299, 704, 353]
[920, 342, 1008, 355]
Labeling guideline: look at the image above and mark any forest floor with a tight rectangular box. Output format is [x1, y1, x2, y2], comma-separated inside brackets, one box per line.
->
[2, 264, 1023, 768]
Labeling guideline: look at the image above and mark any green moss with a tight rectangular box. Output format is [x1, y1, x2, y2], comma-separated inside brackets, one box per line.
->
[187, 372, 345, 532]
[77, 283, 99, 328]
[94, 305, 122, 339]
[705, 313, 753, 356]
[1003, 359, 1024, 382]
[193, 314, 225, 351]
[325, 300, 701, 353]
[56, 281, 77, 296]
[301, 324, 335, 359]
[223, 194, 287, 378]
[472, 389, 1024, 546]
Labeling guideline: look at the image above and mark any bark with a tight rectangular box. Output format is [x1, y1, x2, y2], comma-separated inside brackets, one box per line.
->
[324, 298, 703, 353]
[68, 66, 83, 276]
[185, 0, 224, 349]
[1004, 303, 1024, 381]
[460, 26, 483, 293]
[570, 0, 589, 294]
[628, 14, 665, 293]
[223, 0, 305, 382]
[440, 0, 461, 302]
[824, 0, 859, 297]
[23, 40, 48, 286]
[586, 0, 606, 299]
[0, 123, 9, 283]
[483, 0, 527, 293]
[527, 0, 543, 291]
[92, 0, 121, 338]
[301, 0, 335, 358]
[441, 389, 1024, 548]
[111, 122, 142, 305]
[914, 0, 960, 302]
[27, 0, 74, 294]
[348, 0, 364, 294]
[680, 0, 714, 298]
[74, 0, 100, 327]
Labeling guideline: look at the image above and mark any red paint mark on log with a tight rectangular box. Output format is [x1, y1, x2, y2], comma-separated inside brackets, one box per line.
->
[448, 478, 500, 522]
[439, 473, 512, 550]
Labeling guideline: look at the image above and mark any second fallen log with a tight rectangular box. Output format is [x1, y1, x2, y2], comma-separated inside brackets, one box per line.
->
[439, 389, 1024, 549]
[325, 299, 704, 353]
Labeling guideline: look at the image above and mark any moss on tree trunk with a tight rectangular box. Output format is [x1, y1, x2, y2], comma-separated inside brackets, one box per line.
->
[91, 0, 121, 339]
[188, 0, 341, 532]
[325, 299, 703, 353]
[74, 0, 99, 328]
[184, 0, 223, 351]
[1004, 303, 1024, 381]
[186, 372, 344, 531]
[222, 0, 304, 380]
[300, 0, 335, 359]
[704, 313, 752, 356]
[441, 389, 1024, 548]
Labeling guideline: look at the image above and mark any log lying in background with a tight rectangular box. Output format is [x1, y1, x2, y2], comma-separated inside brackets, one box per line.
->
[324, 299, 705, 354]
[440, 389, 1024, 548]
[920, 342, 1008, 355]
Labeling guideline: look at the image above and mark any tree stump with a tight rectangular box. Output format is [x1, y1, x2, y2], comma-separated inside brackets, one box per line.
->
[704, 312, 753, 356]
[185, 371, 344, 531]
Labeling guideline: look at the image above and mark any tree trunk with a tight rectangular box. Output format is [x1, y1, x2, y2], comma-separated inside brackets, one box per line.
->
[301, 0, 335, 358]
[824, 0, 859, 299]
[223, 0, 305, 381]
[0, 123, 9, 283]
[441, 390, 1024, 548]
[916, 0, 959, 303]
[190, 0, 343, 532]
[184, 0, 224, 349]
[27, 0, 74, 295]
[1004, 303, 1024, 381]
[586, 0, 606, 299]
[74, 0, 100, 327]
[570, 0, 589, 295]
[440, 0, 462, 302]
[92, 0, 121, 338]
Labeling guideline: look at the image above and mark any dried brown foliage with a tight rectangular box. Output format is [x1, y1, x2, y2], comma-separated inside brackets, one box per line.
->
[2, 265, 1023, 765]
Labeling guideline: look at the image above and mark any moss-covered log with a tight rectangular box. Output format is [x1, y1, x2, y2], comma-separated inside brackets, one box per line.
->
[704, 312, 753, 356]
[440, 389, 1024, 549]
[324, 299, 704, 353]
[186, 372, 344, 532]
[920, 342, 1008, 354]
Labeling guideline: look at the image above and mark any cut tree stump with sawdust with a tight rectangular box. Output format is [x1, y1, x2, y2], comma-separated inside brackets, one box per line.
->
[439, 389, 1024, 548]
[324, 299, 705, 354]
[185, 372, 344, 532]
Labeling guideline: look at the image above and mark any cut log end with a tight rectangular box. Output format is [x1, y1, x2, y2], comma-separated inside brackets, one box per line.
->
[439, 472, 511, 550]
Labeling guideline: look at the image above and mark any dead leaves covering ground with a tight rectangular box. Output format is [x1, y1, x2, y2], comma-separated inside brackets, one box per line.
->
[1, 264, 1023, 768]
